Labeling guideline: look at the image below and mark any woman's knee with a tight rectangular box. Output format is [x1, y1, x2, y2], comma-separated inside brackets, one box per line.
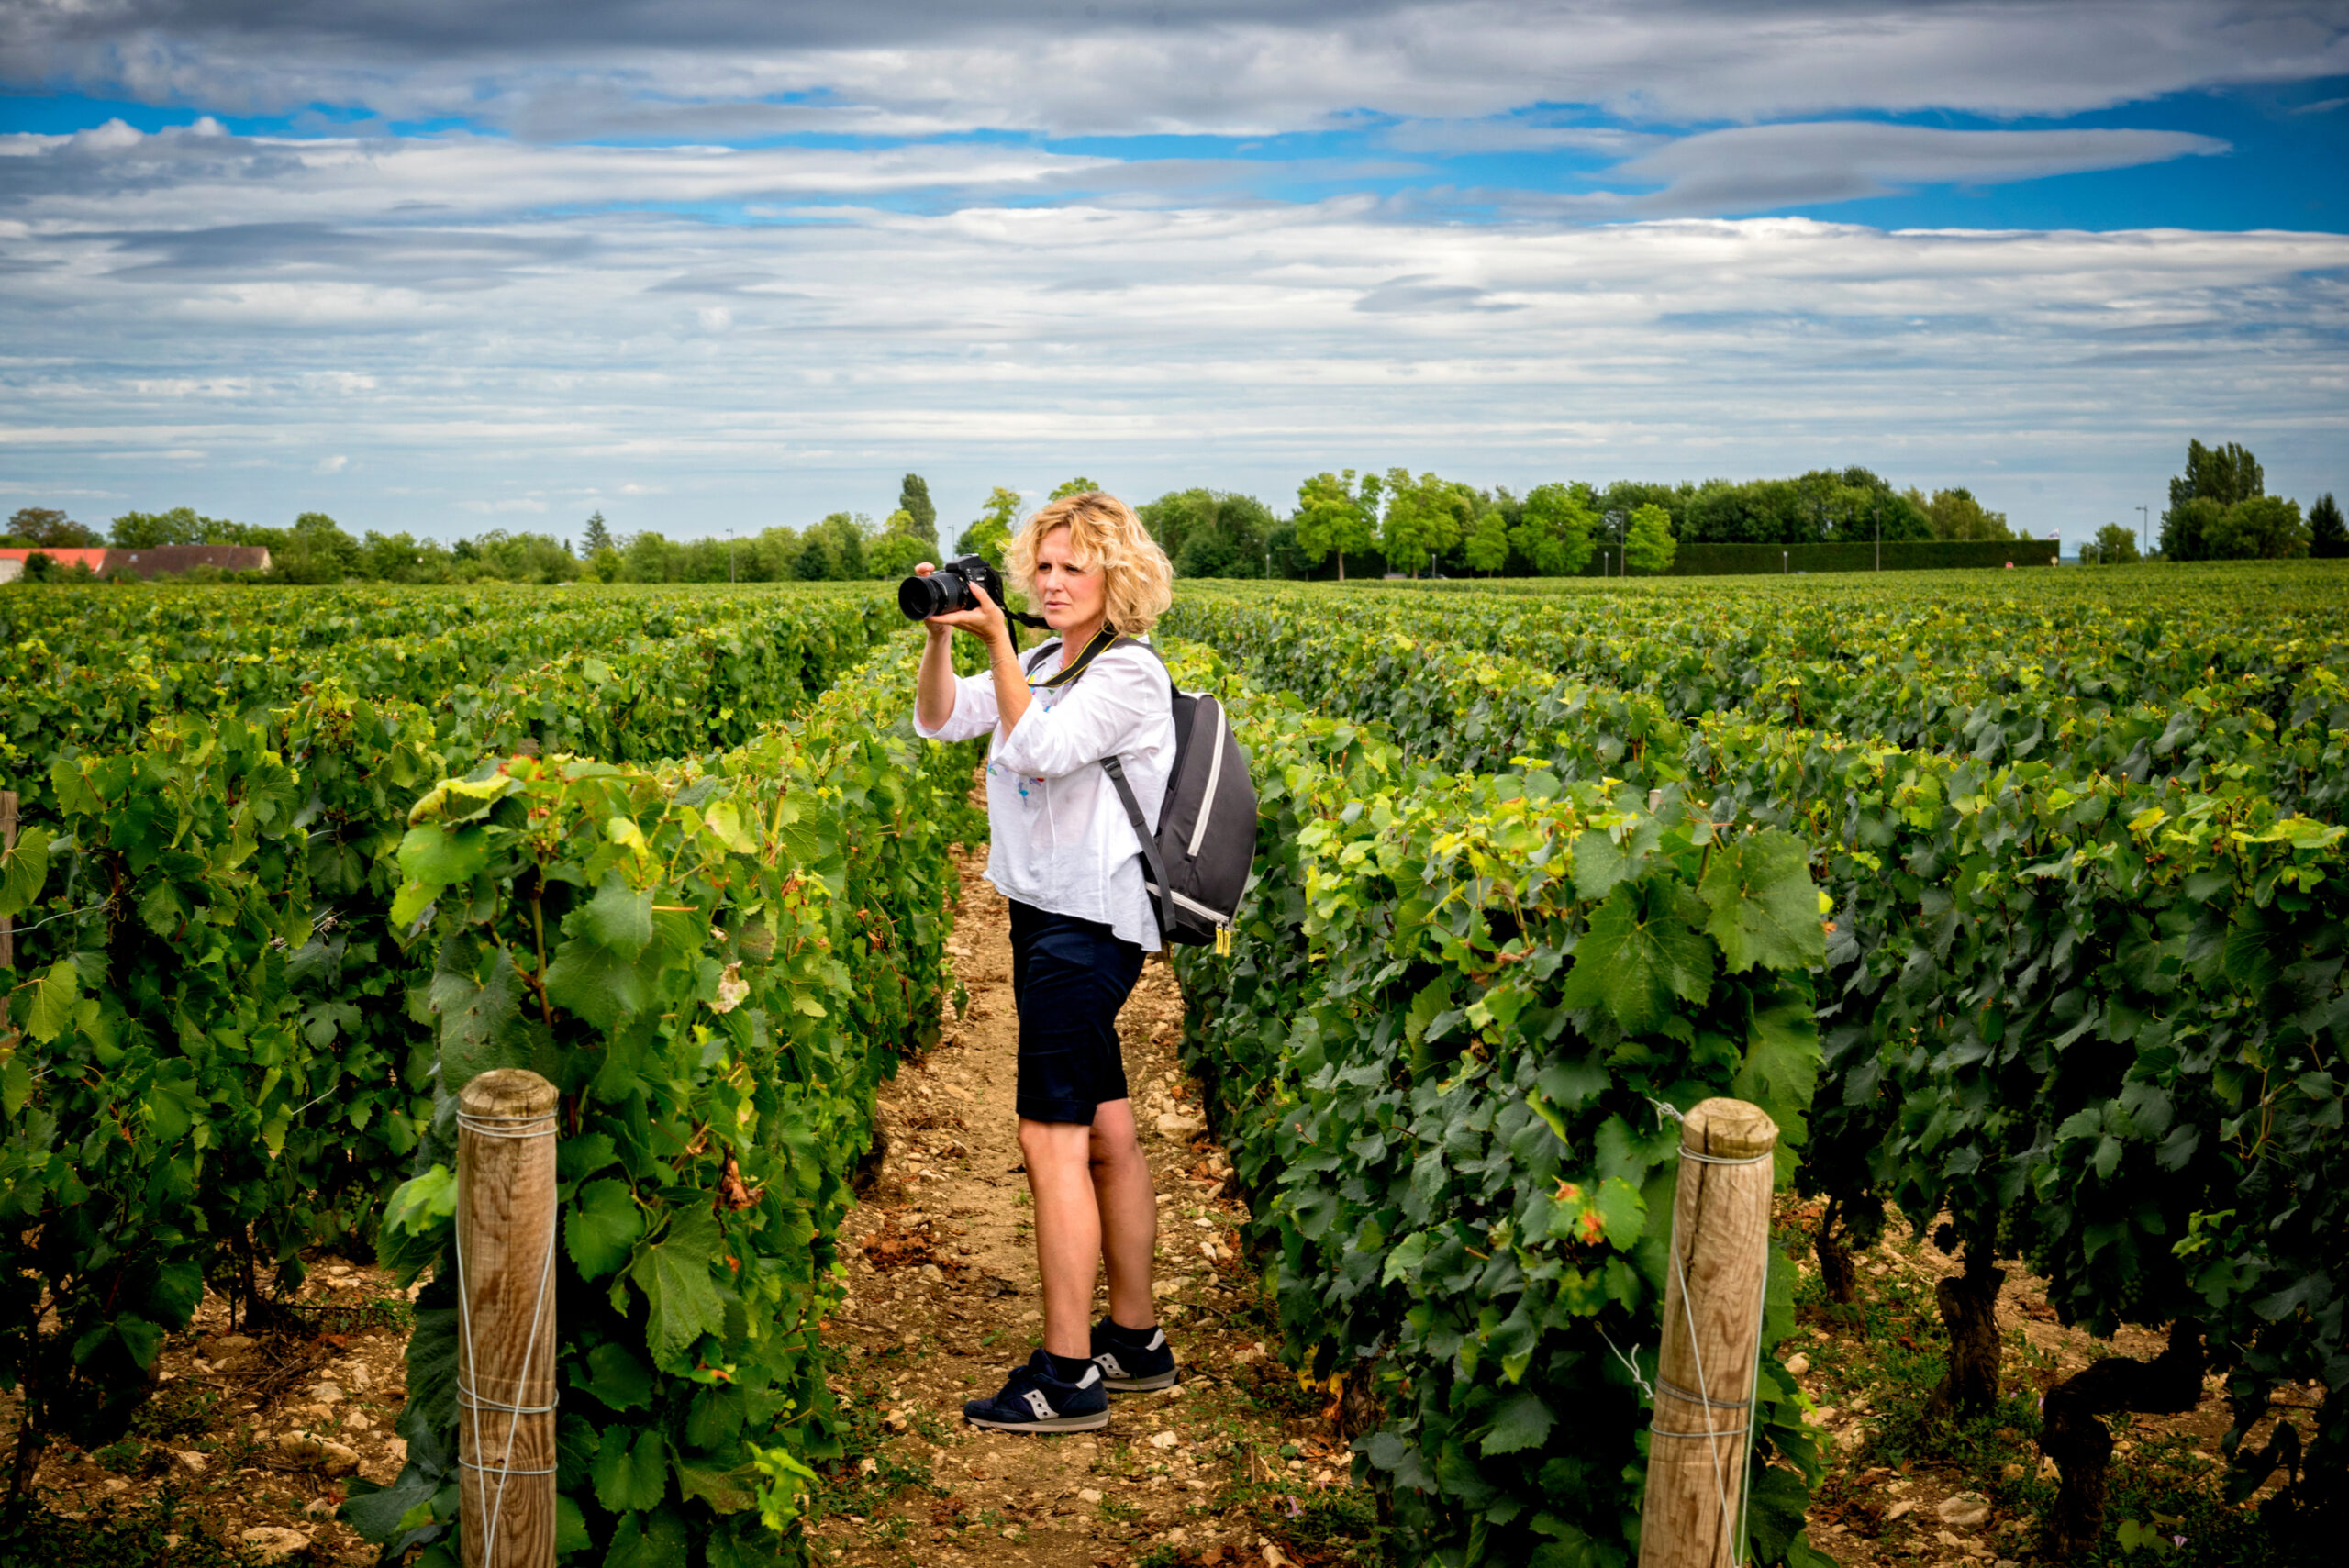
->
[1019, 1117, 1087, 1168]
[1087, 1123, 1146, 1175]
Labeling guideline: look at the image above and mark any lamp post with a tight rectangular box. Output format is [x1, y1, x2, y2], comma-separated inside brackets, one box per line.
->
[1603, 510, 1624, 578]
[1874, 502, 1881, 573]
[1782, 550, 1788, 575]
[729, 528, 736, 584]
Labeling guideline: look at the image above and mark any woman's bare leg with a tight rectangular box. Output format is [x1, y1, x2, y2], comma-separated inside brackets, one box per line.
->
[1088, 1098, 1158, 1329]
[1020, 1118, 1100, 1361]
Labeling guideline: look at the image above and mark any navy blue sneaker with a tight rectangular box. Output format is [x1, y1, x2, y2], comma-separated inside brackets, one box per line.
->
[963, 1349, 1110, 1433]
[1090, 1318, 1178, 1392]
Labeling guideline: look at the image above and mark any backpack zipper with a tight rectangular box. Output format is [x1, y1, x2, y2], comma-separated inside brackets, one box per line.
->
[1186, 699, 1227, 860]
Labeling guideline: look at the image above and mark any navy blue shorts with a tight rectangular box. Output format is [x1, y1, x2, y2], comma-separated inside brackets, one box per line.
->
[1008, 900, 1143, 1124]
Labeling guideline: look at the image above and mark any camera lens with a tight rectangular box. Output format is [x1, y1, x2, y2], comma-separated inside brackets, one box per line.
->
[897, 573, 945, 619]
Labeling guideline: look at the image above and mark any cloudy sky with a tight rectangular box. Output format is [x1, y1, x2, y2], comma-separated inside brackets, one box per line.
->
[2, 2, 2344, 550]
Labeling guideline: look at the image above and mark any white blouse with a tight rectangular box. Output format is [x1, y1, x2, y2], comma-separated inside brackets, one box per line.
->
[913, 638, 1176, 951]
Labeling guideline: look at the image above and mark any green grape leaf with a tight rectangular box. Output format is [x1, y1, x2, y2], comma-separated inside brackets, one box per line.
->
[1560, 879, 1713, 1033]
[1570, 828, 1630, 903]
[675, 1461, 756, 1514]
[384, 1166, 458, 1238]
[1481, 1388, 1555, 1455]
[590, 1426, 670, 1515]
[1698, 828, 1825, 974]
[559, 1132, 622, 1187]
[631, 1208, 727, 1364]
[1593, 1176, 1647, 1250]
[23, 959, 80, 1044]
[553, 1495, 590, 1557]
[396, 824, 491, 894]
[568, 1179, 645, 1280]
[603, 1504, 691, 1568]
[429, 952, 544, 1093]
[1731, 987, 1822, 1171]
[0, 825, 51, 921]
[544, 938, 651, 1032]
[580, 871, 654, 959]
[573, 1340, 655, 1412]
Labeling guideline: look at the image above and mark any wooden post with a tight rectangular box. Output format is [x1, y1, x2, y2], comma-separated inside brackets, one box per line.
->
[456, 1069, 560, 1568]
[1638, 1097, 1779, 1568]
[1, 791, 17, 971]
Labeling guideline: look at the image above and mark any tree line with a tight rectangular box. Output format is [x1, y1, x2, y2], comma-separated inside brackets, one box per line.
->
[1140, 467, 2016, 581]
[9, 445, 2337, 586]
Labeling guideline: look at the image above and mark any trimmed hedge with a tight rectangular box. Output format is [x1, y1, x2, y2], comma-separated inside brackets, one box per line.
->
[1582, 539, 2059, 577]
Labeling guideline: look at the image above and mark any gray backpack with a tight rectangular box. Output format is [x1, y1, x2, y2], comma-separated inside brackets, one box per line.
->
[1025, 632, 1257, 951]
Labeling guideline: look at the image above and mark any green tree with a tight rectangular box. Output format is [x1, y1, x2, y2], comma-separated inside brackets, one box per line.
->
[264, 512, 362, 584]
[1596, 481, 1692, 539]
[2162, 495, 2224, 562]
[1910, 486, 2015, 542]
[2088, 522, 2141, 565]
[1508, 483, 1598, 575]
[623, 530, 674, 583]
[110, 506, 229, 548]
[866, 531, 930, 580]
[1460, 507, 1509, 575]
[955, 486, 1023, 561]
[897, 474, 938, 546]
[1293, 470, 1380, 582]
[467, 529, 581, 584]
[582, 510, 614, 555]
[1050, 477, 1101, 501]
[2169, 439, 2264, 512]
[1622, 503, 1676, 573]
[1377, 470, 1473, 577]
[359, 531, 457, 583]
[2203, 495, 2308, 561]
[796, 512, 871, 580]
[2161, 440, 2266, 560]
[6, 507, 100, 548]
[2307, 493, 2344, 559]
[1140, 489, 1275, 579]
[1678, 470, 1929, 546]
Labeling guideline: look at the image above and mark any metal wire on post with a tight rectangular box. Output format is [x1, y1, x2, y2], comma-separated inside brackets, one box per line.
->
[454, 1073, 561, 1568]
[1637, 1097, 1779, 1568]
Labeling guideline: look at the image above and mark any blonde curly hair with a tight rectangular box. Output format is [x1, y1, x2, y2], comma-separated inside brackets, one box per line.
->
[1006, 491, 1174, 635]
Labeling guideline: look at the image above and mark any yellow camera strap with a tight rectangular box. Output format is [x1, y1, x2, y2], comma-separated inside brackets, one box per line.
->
[1025, 625, 1124, 691]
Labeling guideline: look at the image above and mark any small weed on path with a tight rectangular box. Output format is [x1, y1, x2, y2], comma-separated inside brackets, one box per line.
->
[807, 848, 1388, 1568]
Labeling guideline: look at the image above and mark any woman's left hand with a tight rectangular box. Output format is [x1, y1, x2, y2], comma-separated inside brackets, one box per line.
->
[926, 577, 1011, 649]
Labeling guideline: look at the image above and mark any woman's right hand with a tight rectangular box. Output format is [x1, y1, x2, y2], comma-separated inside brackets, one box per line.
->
[913, 563, 950, 639]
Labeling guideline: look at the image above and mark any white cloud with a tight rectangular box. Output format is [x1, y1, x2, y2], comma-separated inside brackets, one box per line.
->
[0, 4, 2340, 545]
[0, 168, 2340, 539]
[316, 453, 347, 472]
[4, 3, 2343, 134]
[1381, 119, 1660, 156]
[1609, 123, 2231, 214]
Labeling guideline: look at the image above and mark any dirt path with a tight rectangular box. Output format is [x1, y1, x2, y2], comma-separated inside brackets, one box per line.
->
[804, 848, 1377, 1568]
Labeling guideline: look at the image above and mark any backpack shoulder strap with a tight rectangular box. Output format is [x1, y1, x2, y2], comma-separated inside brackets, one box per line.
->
[1097, 635, 1177, 944]
[1101, 755, 1173, 946]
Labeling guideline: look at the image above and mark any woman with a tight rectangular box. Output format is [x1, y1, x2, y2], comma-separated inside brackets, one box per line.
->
[912, 490, 1180, 1432]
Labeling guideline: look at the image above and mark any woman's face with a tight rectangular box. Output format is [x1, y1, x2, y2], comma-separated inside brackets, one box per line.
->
[1031, 526, 1107, 631]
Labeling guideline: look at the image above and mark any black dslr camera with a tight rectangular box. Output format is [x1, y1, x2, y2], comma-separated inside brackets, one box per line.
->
[897, 554, 1008, 621]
